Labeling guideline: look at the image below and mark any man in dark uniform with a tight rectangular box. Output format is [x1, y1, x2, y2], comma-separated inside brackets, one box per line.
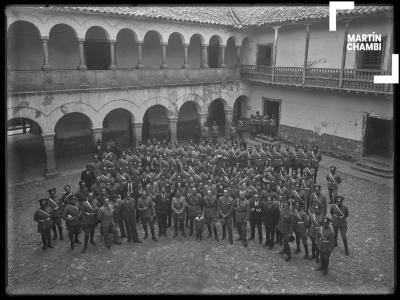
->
[171, 189, 187, 238]
[330, 196, 349, 255]
[121, 193, 142, 243]
[299, 145, 309, 177]
[81, 164, 96, 192]
[47, 188, 63, 241]
[211, 121, 219, 145]
[310, 185, 327, 216]
[262, 115, 270, 136]
[34, 198, 53, 250]
[203, 189, 219, 241]
[229, 124, 237, 146]
[281, 144, 291, 175]
[308, 203, 324, 263]
[235, 190, 250, 247]
[293, 199, 310, 259]
[326, 166, 341, 204]
[218, 189, 234, 245]
[262, 195, 280, 249]
[154, 187, 170, 237]
[255, 111, 262, 136]
[310, 145, 322, 182]
[187, 187, 203, 237]
[277, 200, 295, 261]
[137, 190, 158, 241]
[249, 193, 263, 244]
[81, 193, 99, 253]
[302, 169, 315, 213]
[316, 216, 335, 275]
[62, 195, 82, 250]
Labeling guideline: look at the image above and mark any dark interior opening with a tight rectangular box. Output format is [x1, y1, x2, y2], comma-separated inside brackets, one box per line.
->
[364, 117, 393, 158]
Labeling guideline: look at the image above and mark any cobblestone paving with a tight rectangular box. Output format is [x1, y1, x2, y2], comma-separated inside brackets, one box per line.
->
[7, 166, 394, 294]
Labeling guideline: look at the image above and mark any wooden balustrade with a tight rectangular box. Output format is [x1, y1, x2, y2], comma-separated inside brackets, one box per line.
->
[240, 64, 392, 94]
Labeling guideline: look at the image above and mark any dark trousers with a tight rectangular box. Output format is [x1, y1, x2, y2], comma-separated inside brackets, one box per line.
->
[230, 135, 236, 146]
[141, 216, 156, 238]
[310, 237, 319, 258]
[173, 214, 185, 235]
[333, 225, 347, 245]
[194, 220, 204, 240]
[123, 215, 140, 242]
[236, 221, 247, 241]
[185, 207, 189, 228]
[319, 251, 330, 271]
[167, 207, 172, 227]
[295, 232, 308, 250]
[68, 225, 80, 247]
[115, 218, 127, 237]
[101, 224, 119, 246]
[40, 228, 52, 248]
[156, 212, 168, 236]
[250, 213, 263, 241]
[264, 225, 276, 247]
[312, 167, 319, 182]
[221, 216, 233, 243]
[189, 215, 196, 235]
[282, 234, 291, 257]
[328, 188, 338, 203]
[83, 224, 96, 242]
[51, 218, 63, 239]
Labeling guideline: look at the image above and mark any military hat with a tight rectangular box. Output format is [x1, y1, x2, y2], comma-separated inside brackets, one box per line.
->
[334, 196, 344, 203]
[295, 199, 302, 206]
[292, 169, 298, 174]
[295, 182, 300, 187]
[322, 216, 331, 224]
[254, 193, 259, 197]
[48, 187, 56, 194]
[313, 145, 318, 149]
[295, 144, 300, 148]
[314, 203, 322, 209]
[330, 166, 337, 170]
[197, 209, 202, 214]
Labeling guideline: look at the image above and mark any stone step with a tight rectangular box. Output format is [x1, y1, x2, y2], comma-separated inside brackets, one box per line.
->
[354, 158, 393, 173]
[351, 162, 393, 178]
[360, 156, 393, 169]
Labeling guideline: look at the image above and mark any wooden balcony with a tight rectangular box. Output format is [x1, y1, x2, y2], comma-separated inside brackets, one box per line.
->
[240, 65, 393, 95]
[7, 68, 240, 93]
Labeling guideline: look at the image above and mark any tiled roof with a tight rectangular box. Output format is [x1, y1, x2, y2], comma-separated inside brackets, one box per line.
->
[36, 5, 392, 29]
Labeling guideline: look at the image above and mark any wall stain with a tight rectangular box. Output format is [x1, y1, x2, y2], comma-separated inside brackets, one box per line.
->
[35, 110, 41, 119]
[42, 94, 54, 106]
[60, 105, 68, 115]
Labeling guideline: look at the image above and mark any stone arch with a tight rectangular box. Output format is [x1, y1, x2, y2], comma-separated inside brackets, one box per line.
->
[7, 17, 45, 38]
[177, 93, 207, 115]
[188, 34, 204, 68]
[139, 96, 177, 121]
[177, 100, 201, 143]
[142, 104, 170, 142]
[233, 95, 250, 123]
[208, 35, 222, 68]
[226, 36, 237, 68]
[142, 30, 163, 69]
[116, 28, 139, 68]
[99, 99, 139, 123]
[207, 98, 227, 135]
[166, 32, 185, 69]
[82, 22, 111, 41]
[85, 26, 111, 70]
[49, 22, 79, 40]
[225, 35, 237, 47]
[7, 106, 49, 132]
[7, 20, 43, 70]
[48, 23, 80, 70]
[102, 108, 135, 148]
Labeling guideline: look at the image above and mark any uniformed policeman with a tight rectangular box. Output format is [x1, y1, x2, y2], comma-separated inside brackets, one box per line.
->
[218, 189, 234, 245]
[137, 190, 158, 241]
[310, 185, 327, 216]
[316, 216, 335, 275]
[62, 195, 82, 250]
[235, 190, 250, 247]
[187, 187, 203, 236]
[203, 189, 219, 241]
[47, 187, 64, 241]
[330, 195, 349, 255]
[277, 200, 295, 261]
[326, 166, 341, 204]
[293, 199, 310, 259]
[310, 145, 322, 182]
[211, 121, 219, 145]
[34, 198, 53, 250]
[249, 193, 263, 244]
[81, 193, 99, 253]
[262, 195, 280, 249]
[302, 169, 315, 213]
[308, 203, 324, 263]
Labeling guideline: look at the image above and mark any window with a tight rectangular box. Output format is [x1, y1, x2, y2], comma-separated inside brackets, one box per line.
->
[356, 36, 386, 70]
[257, 45, 273, 66]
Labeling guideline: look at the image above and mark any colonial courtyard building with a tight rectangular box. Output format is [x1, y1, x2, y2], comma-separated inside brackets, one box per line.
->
[6, 5, 393, 179]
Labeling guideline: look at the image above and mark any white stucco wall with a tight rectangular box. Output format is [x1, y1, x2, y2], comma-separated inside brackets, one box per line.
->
[244, 83, 393, 141]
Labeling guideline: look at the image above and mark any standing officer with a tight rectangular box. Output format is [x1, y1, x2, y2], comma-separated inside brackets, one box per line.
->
[308, 203, 324, 263]
[171, 189, 187, 238]
[249, 193, 263, 244]
[137, 190, 158, 241]
[302, 169, 315, 213]
[262, 195, 280, 249]
[47, 188, 63, 241]
[310, 145, 322, 183]
[299, 145, 309, 177]
[270, 114, 277, 138]
[203, 189, 219, 241]
[97, 198, 122, 249]
[277, 200, 295, 261]
[187, 187, 203, 237]
[310, 185, 327, 216]
[326, 166, 341, 204]
[121, 193, 142, 243]
[34, 198, 53, 250]
[154, 187, 170, 237]
[229, 124, 237, 146]
[81, 164, 96, 192]
[81, 193, 99, 253]
[293, 199, 310, 259]
[218, 189, 234, 245]
[235, 190, 250, 247]
[281, 144, 291, 175]
[330, 196, 349, 255]
[211, 121, 219, 145]
[262, 115, 270, 136]
[316, 216, 335, 275]
[62, 195, 82, 250]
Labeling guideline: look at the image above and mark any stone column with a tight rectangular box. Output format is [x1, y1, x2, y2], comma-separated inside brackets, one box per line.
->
[182, 43, 190, 69]
[136, 41, 144, 69]
[271, 26, 281, 82]
[161, 42, 168, 69]
[202, 44, 209, 68]
[236, 46, 241, 66]
[43, 133, 58, 178]
[91, 127, 103, 147]
[302, 24, 311, 85]
[109, 40, 117, 70]
[220, 44, 226, 68]
[168, 117, 178, 144]
[41, 37, 51, 71]
[78, 39, 87, 70]
[224, 109, 233, 136]
[133, 123, 143, 146]
[339, 19, 351, 87]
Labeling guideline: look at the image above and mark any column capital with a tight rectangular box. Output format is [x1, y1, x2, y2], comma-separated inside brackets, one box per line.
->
[202, 44, 209, 48]
[160, 42, 168, 47]
[78, 38, 85, 43]
[91, 127, 103, 134]
[224, 108, 233, 114]
[183, 43, 190, 48]
[137, 41, 144, 45]
[272, 25, 282, 30]
[220, 44, 226, 48]
[168, 117, 179, 122]
[40, 36, 49, 41]
[132, 122, 143, 128]
[108, 39, 116, 44]
[42, 133, 55, 140]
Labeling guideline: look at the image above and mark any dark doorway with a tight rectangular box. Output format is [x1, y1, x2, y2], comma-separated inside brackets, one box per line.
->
[257, 45, 272, 66]
[142, 105, 170, 142]
[85, 41, 110, 70]
[233, 96, 248, 124]
[207, 99, 226, 136]
[177, 101, 201, 143]
[263, 97, 281, 131]
[364, 117, 393, 158]
[102, 109, 133, 148]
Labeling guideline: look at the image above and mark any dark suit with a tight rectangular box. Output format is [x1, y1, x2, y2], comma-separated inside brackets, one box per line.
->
[81, 170, 96, 192]
[249, 198, 263, 242]
[119, 180, 135, 199]
[261, 202, 280, 247]
[121, 197, 140, 242]
[154, 193, 169, 236]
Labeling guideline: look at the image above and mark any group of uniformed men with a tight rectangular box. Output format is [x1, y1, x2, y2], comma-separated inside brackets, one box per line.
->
[34, 135, 349, 276]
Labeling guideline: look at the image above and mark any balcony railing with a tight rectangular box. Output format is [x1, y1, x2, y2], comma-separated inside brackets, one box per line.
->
[7, 68, 240, 93]
[240, 65, 393, 94]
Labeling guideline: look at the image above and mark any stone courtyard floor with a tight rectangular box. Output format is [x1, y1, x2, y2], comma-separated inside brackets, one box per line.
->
[7, 157, 394, 294]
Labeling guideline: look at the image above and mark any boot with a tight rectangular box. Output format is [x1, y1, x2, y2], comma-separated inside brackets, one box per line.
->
[53, 230, 57, 240]
[47, 243, 53, 248]
[343, 239, 349, 256]
[315, 252, 320, 264]
[75, 234, 82, 244]
[144, 232, 148, 239]
[43, 244, 47, 250]
[59, 229, 64, 240]
[303, 244, 309, 259]
[82, 235, 89, 253]
[70, 240, 74, 249]
[213, 227, 219, 242]
[294, 245, 301, 254]
[243, 239, 247, 247]
[285, 254, 291, 261]
[173, 231, 178, 238]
